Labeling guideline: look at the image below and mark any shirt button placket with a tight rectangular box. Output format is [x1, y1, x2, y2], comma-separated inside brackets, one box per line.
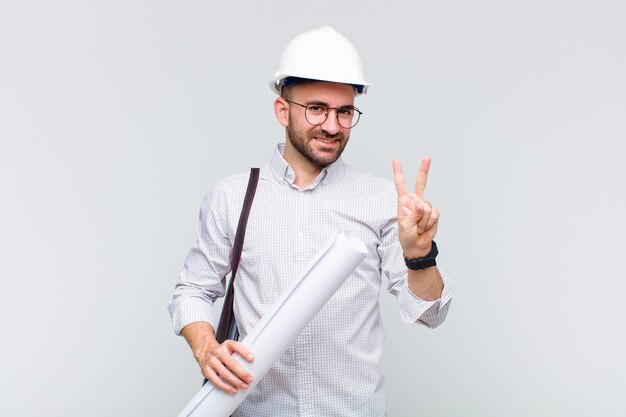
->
[294, 189, 316, 416]
[293, 190, 309, 267]
[292, 189, 306, 416]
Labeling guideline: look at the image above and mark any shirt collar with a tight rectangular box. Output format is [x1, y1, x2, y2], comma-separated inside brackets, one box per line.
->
[269, 143, 344, 190]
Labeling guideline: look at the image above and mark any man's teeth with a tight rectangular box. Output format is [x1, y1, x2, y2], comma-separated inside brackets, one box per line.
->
[317, 138, 336, 143]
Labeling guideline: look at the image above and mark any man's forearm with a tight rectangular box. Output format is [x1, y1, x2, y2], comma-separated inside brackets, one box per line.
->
[181, 321, 218, 356]
[407, 266, 443, 301]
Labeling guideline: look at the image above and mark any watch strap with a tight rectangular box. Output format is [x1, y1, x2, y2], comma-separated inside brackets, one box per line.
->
[404, 240, 438, 271]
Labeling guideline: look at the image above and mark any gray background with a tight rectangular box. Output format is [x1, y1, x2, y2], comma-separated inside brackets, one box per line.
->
[1, 1, 625, 416]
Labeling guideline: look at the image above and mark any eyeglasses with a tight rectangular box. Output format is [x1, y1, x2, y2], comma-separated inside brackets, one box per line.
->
[284, 99, 363, 129]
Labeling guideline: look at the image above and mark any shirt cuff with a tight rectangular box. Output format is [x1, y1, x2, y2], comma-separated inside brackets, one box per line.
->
[397, 267, 453, 326]
[167, 297, 217, 335]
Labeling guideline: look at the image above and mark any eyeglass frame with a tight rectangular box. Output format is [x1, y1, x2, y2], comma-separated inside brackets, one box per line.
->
[284, 99, 363, 129]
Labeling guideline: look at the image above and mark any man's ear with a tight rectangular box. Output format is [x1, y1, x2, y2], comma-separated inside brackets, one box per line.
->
[274, 97, 289, 128]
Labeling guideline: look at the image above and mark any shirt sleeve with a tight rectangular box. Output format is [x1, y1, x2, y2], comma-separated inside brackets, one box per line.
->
[167, 186, 233, 335]
[377, 203, 453, 328]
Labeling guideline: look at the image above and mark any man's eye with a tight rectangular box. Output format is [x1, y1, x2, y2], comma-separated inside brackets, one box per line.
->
[307, 105, 326, 113]
[339, 108, 354, 117]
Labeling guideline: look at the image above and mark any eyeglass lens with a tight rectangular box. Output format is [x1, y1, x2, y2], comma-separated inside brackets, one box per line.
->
[305, 105, 361, 128]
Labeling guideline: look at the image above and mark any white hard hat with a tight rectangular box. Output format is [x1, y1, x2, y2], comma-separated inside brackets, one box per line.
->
[270, 26, 371, 96]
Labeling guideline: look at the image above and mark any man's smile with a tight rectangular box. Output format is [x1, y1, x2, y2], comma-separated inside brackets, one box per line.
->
[313, 137, 340, 145]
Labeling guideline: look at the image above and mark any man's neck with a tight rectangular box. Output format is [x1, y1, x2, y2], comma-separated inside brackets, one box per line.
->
[283, 142, 324, 189]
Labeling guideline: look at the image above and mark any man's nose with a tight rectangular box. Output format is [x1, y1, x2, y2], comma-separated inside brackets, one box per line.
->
[320, 110, 341, 135]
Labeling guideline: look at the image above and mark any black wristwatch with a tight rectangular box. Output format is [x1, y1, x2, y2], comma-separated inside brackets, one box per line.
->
[404, 241, 438, 270]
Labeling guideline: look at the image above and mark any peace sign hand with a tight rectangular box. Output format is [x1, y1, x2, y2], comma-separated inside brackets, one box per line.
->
[392, 157, 439, 259]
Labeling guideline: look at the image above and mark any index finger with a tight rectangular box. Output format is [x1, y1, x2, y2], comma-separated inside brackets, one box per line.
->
[231, 341, 255, 363]
[415, 157, 431, 199]
[392, 160, 409, 197]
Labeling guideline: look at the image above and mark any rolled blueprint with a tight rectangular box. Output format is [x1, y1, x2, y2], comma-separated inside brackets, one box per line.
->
[176, 231, 367, 417]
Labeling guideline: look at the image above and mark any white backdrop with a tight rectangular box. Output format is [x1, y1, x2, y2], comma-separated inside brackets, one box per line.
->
[1, 1, 625, 416]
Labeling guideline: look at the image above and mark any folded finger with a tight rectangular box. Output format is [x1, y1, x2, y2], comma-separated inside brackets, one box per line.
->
[427, 207, 439, 229]
[415, 200, 432, 233]
[420, 208, 439, 241]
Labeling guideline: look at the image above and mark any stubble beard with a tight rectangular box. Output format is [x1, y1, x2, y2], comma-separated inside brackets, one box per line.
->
[286, 123, 349, 168]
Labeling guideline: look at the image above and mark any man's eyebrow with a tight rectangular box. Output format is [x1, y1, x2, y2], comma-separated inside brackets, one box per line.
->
[305, 100, 355, 108]
[304, 100, 329, 106]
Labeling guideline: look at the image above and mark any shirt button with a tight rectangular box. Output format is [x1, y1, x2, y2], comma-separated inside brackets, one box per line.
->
[298, 361, 306, 368]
